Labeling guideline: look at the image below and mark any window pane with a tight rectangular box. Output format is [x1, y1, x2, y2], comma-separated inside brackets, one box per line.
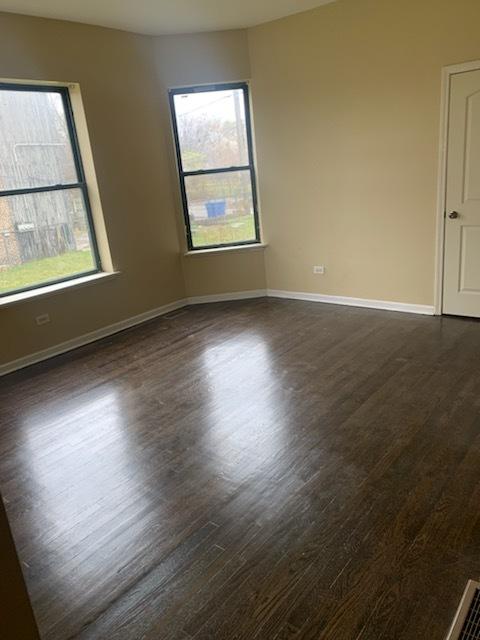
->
[0, 89, 78, 191]
[0, 188, 96, 295]
[174, 89, 249, 171]
[184, 170, 256, 248]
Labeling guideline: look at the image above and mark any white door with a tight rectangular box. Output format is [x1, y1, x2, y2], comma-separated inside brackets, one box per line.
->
[443, 69, 480, 317]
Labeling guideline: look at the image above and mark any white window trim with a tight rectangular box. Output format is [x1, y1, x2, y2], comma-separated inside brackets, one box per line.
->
[0, 77, 115, 303]
[0, 271, 120, 309]
[184, 243, 267, 257]
[168, 81, 262, 252]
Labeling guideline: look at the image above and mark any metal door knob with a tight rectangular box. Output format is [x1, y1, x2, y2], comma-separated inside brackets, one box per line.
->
[448, 211, 459, 219]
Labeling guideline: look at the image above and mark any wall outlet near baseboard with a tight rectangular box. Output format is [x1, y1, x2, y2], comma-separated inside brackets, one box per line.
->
[35, 313, 50, 326]
[313, 265, 325, 275]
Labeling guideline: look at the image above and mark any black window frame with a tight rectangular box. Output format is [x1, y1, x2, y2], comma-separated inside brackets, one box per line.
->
[168, 82, 261, 251]
[0, 82, 101, 298]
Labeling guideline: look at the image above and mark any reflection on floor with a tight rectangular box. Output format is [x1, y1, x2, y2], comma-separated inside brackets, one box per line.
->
[1, 298, 480, 640]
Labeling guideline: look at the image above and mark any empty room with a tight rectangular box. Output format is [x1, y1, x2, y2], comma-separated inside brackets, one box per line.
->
[2, 1, 480, 638]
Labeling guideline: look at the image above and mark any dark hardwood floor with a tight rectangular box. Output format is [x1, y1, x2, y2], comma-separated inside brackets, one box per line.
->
[1, 298, 480, 640]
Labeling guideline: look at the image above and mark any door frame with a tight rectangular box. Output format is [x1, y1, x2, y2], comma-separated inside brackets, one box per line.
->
[435, 59, 480, 315]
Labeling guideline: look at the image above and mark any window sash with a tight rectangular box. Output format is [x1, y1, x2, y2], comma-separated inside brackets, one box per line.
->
[0, 83, 101, 298]
[169, 82, 261, 251]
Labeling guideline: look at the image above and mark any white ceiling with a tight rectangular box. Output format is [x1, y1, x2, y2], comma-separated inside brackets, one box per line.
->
[0, 0, 336, 35]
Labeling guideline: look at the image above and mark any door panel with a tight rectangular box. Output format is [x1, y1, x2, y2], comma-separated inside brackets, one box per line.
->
[460, 226, 480, 292]
[443, 70, 480, 317]
[464, 91, 480, 202]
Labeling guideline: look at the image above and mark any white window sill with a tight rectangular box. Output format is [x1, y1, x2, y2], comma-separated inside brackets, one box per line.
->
[184, 243, 267, 257]
[0, 271, 120, 309]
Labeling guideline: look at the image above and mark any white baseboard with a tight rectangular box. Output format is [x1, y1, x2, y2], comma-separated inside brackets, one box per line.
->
[187, 289, 267, 305]
[267, 289, 435, 315]
[1, 288, 435, 377]
[0, 291, 265, 376]
[0, 298, 188, 377]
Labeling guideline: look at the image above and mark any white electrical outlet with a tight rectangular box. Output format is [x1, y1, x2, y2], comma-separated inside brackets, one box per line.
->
[313, 265, 325, 275]
[35, 313, 50, 326]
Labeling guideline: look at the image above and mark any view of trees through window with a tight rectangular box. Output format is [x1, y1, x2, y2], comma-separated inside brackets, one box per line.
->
[171, 85, 259, 249]
[0, 86, 97, 296]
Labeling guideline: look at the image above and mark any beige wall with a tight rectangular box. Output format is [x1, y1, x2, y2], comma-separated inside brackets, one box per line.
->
[249, 0, 480, 305]
[4, 0, 480, 367]
[0, 12, 184, 366]
[153, 30, 267, 298]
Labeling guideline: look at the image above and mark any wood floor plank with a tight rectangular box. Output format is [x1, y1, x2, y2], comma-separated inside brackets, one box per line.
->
[1, 299, 480, 639]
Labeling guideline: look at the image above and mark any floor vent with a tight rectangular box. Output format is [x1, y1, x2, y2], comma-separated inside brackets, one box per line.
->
[446, 580, 480, 640]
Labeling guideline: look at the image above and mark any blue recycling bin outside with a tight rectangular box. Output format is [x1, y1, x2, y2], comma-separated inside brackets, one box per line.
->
[205, 199, 226, 218]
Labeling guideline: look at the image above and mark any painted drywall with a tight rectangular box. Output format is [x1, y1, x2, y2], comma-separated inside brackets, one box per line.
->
[153, 30, 267, 298]
[4, 0, 480, 368]
[0, 12, 185, 366]
[248, 0, 480, 305]
[0, 0, 337, 35]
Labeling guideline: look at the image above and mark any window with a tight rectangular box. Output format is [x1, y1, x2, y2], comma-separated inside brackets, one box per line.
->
[0, 83, 100, 297]
[169, 82, 261, 251]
